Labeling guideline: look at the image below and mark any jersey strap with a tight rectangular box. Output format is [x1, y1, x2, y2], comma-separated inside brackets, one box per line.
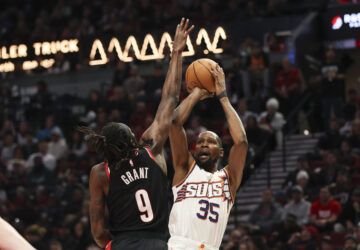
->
[174, 161, 196, 188]
[104, 161, 111, 181]
[144, 147, 157, 163]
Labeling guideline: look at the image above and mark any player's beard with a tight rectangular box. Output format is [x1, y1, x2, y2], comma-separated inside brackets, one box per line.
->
[193, 155, 217, 172]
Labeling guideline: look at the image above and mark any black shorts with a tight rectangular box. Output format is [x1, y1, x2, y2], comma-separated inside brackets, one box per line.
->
[106, 231, 168, 250]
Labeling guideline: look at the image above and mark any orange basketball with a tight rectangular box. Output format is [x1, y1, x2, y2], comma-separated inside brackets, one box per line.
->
[185, 58, 217, 93]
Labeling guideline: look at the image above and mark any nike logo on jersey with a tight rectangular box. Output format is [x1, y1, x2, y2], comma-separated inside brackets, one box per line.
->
[121, 167, 149, 185]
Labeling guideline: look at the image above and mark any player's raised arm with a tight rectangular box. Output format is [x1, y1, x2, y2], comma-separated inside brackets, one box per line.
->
[0, 217, 35, 250]
[140, 18, 194, 170]
[170, 88, 211, 184]
[211, 65, 248, 196]
[89, 164, 112, 248]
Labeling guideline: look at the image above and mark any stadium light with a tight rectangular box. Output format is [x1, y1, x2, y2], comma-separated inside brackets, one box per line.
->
[89, 26, 227, 65]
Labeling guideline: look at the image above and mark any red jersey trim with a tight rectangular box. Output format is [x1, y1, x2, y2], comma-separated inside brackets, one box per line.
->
[144, 147, 157, 164]
[104, 161, 110, 181]
[105, 240, 112, 250]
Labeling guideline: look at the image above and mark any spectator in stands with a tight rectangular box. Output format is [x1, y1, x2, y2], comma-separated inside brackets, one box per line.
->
[24, 224, 48, 250]
[123, 65, 146, 100]
[248, 188, 283, 235]
[27, 156, 53, 186]
[85, 90, 103, 113]
[318, 150, 343, 186]
[344, 234, 358, 250]
[223, 226, 248, 250]
[295, 170, 313, 201]
[331, 168, 353, 205]
[268, 214, 301, 249]
[26, 140, 56, 172]
[106, 86, 132, 121]
[317, 118, 345, 150]
[246, 42, 269, 96]
[343, 89, 359, 122]
[7, 146, 26, 172]
[28, 81, 53, 128]
[68, 131, 87, 161]
[21, 131, 38, 159]
[338, 188, 360, 231]
[112, 61, 130, 86]
[283, 155, 311, 189]
[1, 119, 16, 137]
[319, 48, 345, 128]
[264, 34, 285, 52]
[259, 98, 285, 148]
[245, 115, 269, 166]
[338, 139, 359, 172]
[72, 220, 91, 250]
[1, 132, 16, 163]
[49, 239, 63, 250]
[356, 223, 360, 248]
[274, 56, 302, 116]
[349, 119, 360, 153]
[227, 56, 245, 99]
[287, 225, 318, 250]
[237, 99, 257, 124]
[144, 62, 165, 103]
[37, 115, 63, 141]
[48, 128, 68, 160]
[310, 186, 342, 232]
[47, 52, 70, 74]
[319, 235, 334, 250]
[283, 186, 311, 226]
[17, 122, 30, 145]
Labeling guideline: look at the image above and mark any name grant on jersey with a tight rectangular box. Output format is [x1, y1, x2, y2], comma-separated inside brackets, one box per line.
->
[121, 167, 149, 185]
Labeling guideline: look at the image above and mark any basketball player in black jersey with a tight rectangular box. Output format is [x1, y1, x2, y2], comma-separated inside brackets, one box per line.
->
[80, 18, 194, 250]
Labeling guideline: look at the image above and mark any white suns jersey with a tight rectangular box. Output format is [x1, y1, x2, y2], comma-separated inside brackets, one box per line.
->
[168, 162, 234, 250]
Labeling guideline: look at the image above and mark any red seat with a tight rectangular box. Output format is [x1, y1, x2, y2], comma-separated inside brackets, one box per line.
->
[330, 232, 348, 247]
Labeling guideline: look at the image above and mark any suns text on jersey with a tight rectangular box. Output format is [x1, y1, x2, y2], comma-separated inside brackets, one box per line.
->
[175, 181, 231, 203]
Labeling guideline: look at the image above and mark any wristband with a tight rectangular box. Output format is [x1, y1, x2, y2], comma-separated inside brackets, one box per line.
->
[216, 90, 227, 99]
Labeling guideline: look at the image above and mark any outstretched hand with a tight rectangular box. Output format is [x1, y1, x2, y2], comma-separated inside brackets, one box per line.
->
[210, 64, 226, 96]
[172, 18, 194, 53]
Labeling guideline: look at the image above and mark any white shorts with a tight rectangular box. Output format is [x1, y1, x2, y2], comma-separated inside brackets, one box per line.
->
[168, 236, 218, 250]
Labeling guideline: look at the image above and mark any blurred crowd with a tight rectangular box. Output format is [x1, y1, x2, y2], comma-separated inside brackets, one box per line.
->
[223, 68, 360, 248]
[1, 0, 345, 45]
[0, 0, 356, 76]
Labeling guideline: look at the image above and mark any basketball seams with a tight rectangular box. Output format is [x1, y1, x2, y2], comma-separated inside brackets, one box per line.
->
[197, 60, 215, 83]
[193, 62, 204, 89]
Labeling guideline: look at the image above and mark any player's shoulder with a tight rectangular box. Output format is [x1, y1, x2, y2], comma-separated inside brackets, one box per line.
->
[90, 162, 107, 180]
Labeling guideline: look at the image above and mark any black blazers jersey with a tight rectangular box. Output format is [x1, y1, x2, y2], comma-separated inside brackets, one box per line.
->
[104, 147, 169, 237]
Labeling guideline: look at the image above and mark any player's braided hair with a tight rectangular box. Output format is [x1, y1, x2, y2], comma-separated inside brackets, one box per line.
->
[78, 123, 138, 169]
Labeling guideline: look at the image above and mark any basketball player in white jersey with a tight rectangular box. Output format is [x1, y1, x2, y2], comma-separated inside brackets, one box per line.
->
[168, 65, 248, 250]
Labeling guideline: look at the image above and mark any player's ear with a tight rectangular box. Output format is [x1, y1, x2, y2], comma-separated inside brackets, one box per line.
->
[219, 147, 224, 158]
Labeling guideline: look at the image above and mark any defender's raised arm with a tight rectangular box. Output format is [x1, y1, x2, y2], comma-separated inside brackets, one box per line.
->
[140, 18, 194, 172]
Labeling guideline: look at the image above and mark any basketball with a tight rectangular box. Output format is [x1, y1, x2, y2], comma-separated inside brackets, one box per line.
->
[185, 58, 217, 93]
